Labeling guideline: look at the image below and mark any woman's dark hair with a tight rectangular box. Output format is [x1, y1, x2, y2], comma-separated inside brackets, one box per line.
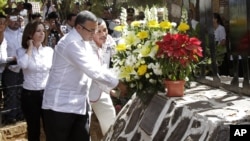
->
[23, 3, 32, 10]
[66, 13, 77, 21]
[31, 12, 42, 20]
[213, 13, 224, 26]
[48, 11, 59, 20]
[22, 21, 46, 49]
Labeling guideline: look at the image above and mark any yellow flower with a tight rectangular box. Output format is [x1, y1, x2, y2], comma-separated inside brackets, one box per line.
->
[114, 25, 125, 32]
[140, 45, 151, 56]
[116, 43, 126, 51]
[112, 6, 192, 97]
[137, 31, 149, 40]
[119, 66, 134, 79]
[147, 20, 159, 28]
[131, 21, 141, 27]
[125, 32, 140, 46]
[137, 65, 147, 76]
[149, 45, 159, 58]
[137, 41, 151, 56]
[177, 22, 190, 32]
[159, 21, 172, 30]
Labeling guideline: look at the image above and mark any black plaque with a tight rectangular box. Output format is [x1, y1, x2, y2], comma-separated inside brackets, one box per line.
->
[139, 95, 167, 135]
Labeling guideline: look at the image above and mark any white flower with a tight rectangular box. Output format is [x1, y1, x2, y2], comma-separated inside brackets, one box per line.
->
[130, 83, 136, 88]
[171, 22, 177, 27]
[148, 63, 162, 75]
[150, 7, 158, 21]
[120, 7, 128, 26]
[163, 7, 168, 21]
[149, 79, 157, 84]
[125, 55, 136, 65]
[141, 59, 146, 64]
[112, 6, 190, 95]
[151, 31, 164, 40]
[125, 31, 140, 46]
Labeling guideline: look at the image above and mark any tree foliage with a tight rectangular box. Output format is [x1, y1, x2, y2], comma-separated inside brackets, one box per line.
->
[0, 0, 7, 14]
[49, 0, 165, 21]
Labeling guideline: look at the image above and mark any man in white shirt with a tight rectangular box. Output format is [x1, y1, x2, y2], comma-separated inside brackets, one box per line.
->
[63, 13, 77, 34]
[0, 13, 8, 75]
[2, 13, 24, 124]
[89, 18, 117, 136]
[42, 11, 127, 141]
[41, 0, 56, 20]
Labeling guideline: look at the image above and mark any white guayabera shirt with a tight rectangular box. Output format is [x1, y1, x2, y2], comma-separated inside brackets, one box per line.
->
[42, 28, 118, 115]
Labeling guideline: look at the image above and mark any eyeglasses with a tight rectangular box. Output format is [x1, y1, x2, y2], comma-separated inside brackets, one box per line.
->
[79, 24, 96, 34]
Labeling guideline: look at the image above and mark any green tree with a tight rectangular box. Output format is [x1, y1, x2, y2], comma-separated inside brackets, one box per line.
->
[48, 0, 166, 21]
[0, 0, 7, 15]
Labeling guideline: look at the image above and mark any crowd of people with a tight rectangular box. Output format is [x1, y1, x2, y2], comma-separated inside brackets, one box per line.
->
[0, 0, 230, 141]
[0, 0, 132, 141]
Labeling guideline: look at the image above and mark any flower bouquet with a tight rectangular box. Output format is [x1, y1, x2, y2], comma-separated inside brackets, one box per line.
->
[155, 18, 203, 96]
[112, 7, 167, 101]
[112, 6, 203, 100]
[156, 32, 203, 81]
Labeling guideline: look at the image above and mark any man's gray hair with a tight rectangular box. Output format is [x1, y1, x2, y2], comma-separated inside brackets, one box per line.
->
[75, 10, 97, 26]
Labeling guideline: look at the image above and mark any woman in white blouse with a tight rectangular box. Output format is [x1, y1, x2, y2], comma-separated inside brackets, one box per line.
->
[17, 21, 54, 141]
[213, 13, 226, 46]
[213, 13, 228, 75]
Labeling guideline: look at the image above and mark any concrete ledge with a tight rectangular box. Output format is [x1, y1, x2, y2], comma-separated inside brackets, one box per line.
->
[0, 122, 27, 141]
[103, 82, 250, 141]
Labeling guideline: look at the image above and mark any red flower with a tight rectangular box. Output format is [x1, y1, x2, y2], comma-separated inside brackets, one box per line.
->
[156, 33, 203, 80]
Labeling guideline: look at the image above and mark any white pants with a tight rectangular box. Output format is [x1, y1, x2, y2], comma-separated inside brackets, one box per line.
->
[91, 92, 116, 135]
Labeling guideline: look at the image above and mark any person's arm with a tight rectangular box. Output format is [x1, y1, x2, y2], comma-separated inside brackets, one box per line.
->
[16, 40, 33, 69]
[5, 41, 17, 64]
[114, 80, 127, 97]
[0, 39, 8, 63]
[219, 39, 226, 46]
[26, 40, 33, 55]
[40, 0, 47, 11]
[219, 26, 226, 46]
[51, 4, 56, 12]
[63, 40, 127, 95]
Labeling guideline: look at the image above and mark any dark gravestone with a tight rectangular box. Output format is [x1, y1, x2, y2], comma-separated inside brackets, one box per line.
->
[125, 106, 143, 134]
[153, 117, 170, 141]
[139, 95, 167, 135]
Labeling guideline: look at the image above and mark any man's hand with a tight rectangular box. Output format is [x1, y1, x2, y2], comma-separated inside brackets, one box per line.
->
[116, 81, 127, 97]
